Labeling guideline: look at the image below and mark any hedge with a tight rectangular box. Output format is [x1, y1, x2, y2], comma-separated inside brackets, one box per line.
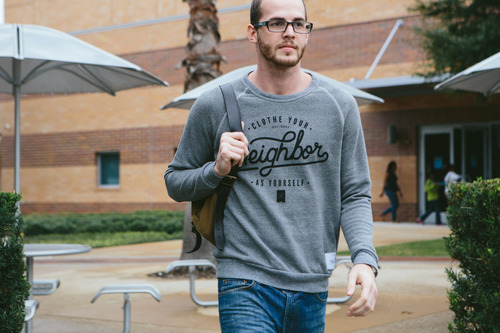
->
[23, 210, 184, 236]
[0, 192, 30, 333]
[445, 179, 500, 332]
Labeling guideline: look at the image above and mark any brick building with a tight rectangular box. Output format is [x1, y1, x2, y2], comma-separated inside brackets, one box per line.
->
[1, 0, 499, 221]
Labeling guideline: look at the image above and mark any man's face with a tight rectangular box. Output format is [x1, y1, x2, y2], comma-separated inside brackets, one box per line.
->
[253, 0, 309, 68]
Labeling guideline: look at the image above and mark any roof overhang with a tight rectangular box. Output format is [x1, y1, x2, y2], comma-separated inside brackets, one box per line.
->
[346, 76, 445, 98]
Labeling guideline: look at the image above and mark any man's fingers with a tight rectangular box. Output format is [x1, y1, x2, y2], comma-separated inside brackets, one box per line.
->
[223, 132, 249, 151]
[224, 134, 249, 161]
[347, 284, 377, 317]
[222, 144, 246, 164]
[346, 274, 356, 296]
[215, 131, 249, 175]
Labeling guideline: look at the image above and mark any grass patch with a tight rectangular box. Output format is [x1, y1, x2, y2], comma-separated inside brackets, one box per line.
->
[338, 238, 449, 257]
[23, 231, 183, 248]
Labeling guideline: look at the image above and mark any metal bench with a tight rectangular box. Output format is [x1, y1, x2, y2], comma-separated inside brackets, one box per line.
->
[165, 259, 217, 307]
[32, 279, 60, 295]
[91, 284, 161, 333]
[165, 257, 362, 307]
[327, 256, 354, 304]
[24, 300, 39, 322]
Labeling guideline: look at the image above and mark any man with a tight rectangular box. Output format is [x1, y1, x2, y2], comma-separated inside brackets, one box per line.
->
[444, 164, 460, 199]
[417, 170, 442, 225]
[165, 0, 378, 331]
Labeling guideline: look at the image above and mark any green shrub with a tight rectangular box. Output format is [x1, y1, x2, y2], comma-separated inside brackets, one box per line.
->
[445, 179, 500, 332]
[23, 210, 184, 236]
[0, 192, 30, 333]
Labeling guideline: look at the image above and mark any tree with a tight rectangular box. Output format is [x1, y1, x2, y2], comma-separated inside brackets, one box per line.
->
[410, 0, 500, 77]
[177, 0, 225, 92]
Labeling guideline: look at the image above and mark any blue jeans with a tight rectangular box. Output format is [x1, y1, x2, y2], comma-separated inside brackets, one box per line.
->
[382, 189, 399, 221]
[419, 200, 441, 224]
[218, 279, 328, 333]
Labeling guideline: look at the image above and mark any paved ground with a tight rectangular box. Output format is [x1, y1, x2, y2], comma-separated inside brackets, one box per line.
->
[28, 222, 454, 333]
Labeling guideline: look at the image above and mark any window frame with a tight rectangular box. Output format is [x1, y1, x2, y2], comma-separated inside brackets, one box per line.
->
[97, 151, 120, 188]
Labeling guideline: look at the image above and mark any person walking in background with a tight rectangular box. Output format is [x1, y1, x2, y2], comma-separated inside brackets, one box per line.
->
[417, 170, 442, 225]
[165, 0, 378, 331]
[444, 164, 461, 199]
[379, 161, 403, 222]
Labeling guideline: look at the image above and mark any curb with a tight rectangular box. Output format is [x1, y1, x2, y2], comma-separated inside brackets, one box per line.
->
[379, 256, 453, 262]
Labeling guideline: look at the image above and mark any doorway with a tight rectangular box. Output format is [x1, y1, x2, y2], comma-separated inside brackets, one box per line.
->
[420, 128, 451, 222]
[419, 123, 498, 220]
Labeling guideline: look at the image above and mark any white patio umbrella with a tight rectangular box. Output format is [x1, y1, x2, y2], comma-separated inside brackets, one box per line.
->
[161, 64, 384, 110]
[434, 51, 500, 96]
[0, 23, 168, 193]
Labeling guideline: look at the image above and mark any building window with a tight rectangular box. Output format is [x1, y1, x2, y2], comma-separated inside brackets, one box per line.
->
[97, 152, 120, 187]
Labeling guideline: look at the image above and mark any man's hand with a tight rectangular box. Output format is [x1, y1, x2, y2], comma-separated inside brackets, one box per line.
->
[346, 263, 378, 317]
[214, 130, 249, 177]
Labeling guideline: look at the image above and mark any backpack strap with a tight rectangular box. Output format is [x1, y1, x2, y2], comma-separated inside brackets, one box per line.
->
[221, 83, 243, 133]
[187, 83, 242, 254]
[213, 83, 242, 250]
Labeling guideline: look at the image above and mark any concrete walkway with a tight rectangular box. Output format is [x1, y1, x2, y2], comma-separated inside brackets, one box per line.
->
[28, 222, 454, 333]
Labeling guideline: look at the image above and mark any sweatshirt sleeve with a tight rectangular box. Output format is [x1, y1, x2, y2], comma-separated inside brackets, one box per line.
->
[164, 88, 226, 202]
[338, 96, 379, 269]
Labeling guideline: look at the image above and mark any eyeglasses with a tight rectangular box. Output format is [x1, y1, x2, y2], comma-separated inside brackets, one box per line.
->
[253, 19, 313, 34]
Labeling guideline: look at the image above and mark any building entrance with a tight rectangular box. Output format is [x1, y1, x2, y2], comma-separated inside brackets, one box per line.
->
[419, 123, 500, 219]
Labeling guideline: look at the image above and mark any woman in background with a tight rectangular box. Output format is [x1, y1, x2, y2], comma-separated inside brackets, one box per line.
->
[380, 161, 403, 222]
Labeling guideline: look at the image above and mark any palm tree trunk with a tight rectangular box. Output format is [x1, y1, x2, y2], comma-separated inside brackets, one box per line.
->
[178, 0, 225, 92]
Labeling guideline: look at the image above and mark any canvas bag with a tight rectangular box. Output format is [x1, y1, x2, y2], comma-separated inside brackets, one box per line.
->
[188, 83, 242, 253]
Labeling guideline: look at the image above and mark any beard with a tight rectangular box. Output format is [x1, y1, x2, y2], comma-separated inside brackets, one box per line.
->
[257, 35, 306, 68]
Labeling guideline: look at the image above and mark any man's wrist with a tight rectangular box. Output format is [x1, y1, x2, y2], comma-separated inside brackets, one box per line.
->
[213, 161, 227, 178]
[353, 263, 378, 278]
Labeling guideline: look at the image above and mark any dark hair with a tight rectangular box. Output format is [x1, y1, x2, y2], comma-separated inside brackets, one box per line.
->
[250, 0, 307, 26]
[387, 161, 397, 173]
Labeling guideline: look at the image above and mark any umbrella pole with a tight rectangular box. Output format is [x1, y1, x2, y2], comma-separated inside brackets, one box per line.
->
[14, 85, 20, 194]
[14, 60, 21, 195]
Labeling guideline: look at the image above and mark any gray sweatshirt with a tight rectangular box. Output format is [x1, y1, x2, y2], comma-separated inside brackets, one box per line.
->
[165, 72, 378, 293]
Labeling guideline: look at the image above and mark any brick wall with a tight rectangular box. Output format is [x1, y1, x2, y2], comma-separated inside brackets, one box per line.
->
[123, 16, 424, 88]
[5, 0, 417, 55]
[1, 126, 183, 168]
[20, 201, 185, 215]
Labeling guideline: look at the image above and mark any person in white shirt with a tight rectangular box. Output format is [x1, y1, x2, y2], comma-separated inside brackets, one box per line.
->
[444, 164, 461, 198]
